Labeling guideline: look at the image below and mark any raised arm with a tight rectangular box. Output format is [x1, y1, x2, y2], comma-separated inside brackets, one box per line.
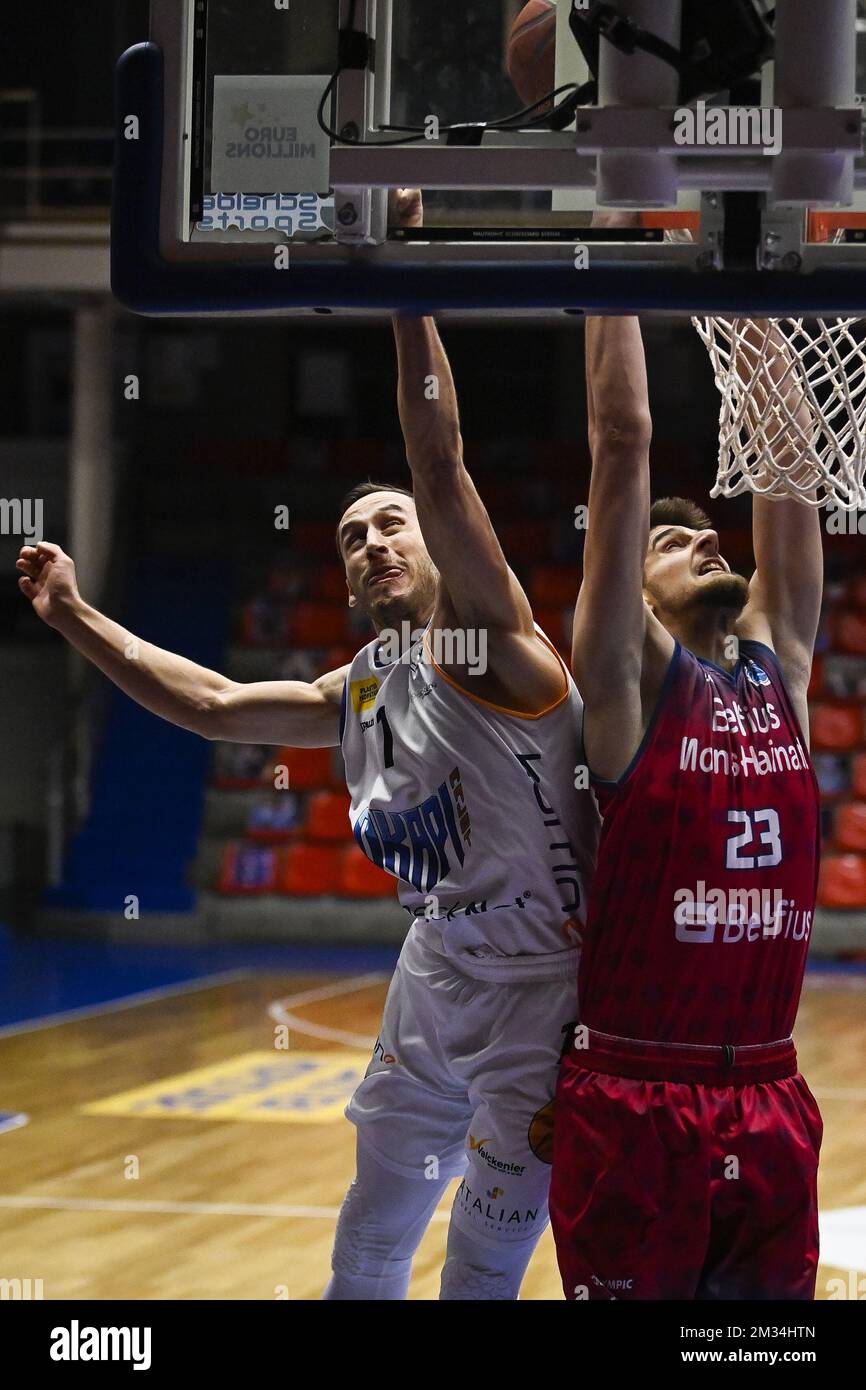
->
[573, 314, 673, 779]
[17, 543, 345, 747]
[733, 321, 823, 721]
[388, 194, 563, 711]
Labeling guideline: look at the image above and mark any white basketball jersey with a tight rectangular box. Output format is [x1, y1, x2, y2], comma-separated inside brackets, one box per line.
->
[340, 624, 600, 983]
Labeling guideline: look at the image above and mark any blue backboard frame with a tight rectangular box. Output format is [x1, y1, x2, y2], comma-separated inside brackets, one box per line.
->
[112, 41, 866, 318]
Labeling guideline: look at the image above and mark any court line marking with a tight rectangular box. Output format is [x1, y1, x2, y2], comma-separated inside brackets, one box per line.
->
[268, 972, 388, 1050]
[0, 977, 404, 1225]
[0, 970, 251, 1040]
[0, 1194, 450, 1222]
[805, 973, 866, 992]
[810, 1087, 866, 1101]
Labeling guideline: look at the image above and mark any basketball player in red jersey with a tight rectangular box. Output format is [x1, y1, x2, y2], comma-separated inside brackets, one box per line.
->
[550, 257, 824, 1298]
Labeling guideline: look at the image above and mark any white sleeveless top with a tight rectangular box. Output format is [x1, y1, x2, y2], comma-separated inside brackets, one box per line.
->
[340, 624, 600, 982]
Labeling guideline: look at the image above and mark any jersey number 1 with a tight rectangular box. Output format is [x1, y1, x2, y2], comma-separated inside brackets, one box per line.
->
[376, 708, 395, 769]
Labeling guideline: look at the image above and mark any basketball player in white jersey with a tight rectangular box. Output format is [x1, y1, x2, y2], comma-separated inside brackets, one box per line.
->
[16, 190, 598, 1299]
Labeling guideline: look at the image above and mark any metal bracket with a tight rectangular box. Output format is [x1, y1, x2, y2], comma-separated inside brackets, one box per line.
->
[759, 203, 808, 272]
[696, 191, 724, 272]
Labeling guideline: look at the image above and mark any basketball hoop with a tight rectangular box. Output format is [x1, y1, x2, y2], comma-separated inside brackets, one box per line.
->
[693, 315, 866, 512]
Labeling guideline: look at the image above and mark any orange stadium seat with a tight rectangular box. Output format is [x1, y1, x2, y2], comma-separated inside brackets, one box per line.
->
[321, 644, 359, 674]
[810, 703, 864, 752]
[836, 801, 866, 853]
[310, 567, 350, 602]
[531, 566, 576, 608]
[817, 854, 866, 909]
[304, 791, 353, 843]
[339, 846, 397, 899]
[290, 601, 353, 649]
[278, 844, 342, 895]
[271, 746, 338, 791]
[834, 608, 866, 656]
[534, 605, 570, 650]
[807, 655, 824, 701]
[853, 753, 866, 798]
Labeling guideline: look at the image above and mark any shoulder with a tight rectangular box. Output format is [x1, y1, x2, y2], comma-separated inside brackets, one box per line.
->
[737, 637, 801, 694]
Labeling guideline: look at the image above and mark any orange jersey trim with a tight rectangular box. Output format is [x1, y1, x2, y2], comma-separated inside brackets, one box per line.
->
[423, 626, 570, 721]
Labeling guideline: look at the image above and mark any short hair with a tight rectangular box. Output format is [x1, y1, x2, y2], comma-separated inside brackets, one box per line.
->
[649, 496, 712, 534]
[335, 479, 415, 556]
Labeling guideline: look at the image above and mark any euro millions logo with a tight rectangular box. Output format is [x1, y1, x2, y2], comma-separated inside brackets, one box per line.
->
[487, 1187, 505, 1201]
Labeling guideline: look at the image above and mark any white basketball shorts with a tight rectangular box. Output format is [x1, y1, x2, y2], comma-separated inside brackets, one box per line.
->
[345, 921, 578, 1246]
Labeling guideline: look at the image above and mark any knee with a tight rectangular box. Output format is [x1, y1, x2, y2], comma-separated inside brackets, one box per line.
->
[332, 1176, 413, 1273]
[439, 1224, 539, 1301]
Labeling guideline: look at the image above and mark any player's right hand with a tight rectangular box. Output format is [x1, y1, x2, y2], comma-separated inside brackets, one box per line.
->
[16, 542, 81, 627]
[389, 187, 424, 230]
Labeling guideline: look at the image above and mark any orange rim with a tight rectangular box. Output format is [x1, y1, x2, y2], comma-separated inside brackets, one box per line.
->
[807, 211, 866, 242]
[639, 211, 701, 233]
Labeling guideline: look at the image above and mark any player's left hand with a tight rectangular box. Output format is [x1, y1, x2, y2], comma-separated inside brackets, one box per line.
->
[590, 209, 643, 229]
[390, 188, 423, 230]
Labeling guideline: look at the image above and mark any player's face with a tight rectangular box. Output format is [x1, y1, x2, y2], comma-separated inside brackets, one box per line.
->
[644, 524, 749, 618]
[338, 492, 439, 631]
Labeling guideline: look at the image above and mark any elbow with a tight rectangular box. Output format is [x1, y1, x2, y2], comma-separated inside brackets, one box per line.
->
[191, 687, 231, 741]
[590, 416, 653, 456]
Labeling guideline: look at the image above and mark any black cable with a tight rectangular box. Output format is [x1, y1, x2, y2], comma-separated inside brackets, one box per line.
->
[319, 79, 593, 147]
[316, 2, 594, 148]
[378, 83, 592, 137]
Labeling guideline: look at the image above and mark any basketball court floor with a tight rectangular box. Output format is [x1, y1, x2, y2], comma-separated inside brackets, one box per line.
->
[1, 944, 864, 1300]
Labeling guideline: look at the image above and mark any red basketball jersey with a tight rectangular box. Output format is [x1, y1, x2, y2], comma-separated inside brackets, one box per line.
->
[578, 640, 821, 1046]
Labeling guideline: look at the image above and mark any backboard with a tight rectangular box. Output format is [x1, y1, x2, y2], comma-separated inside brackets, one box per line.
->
[112, 0, 866, 317]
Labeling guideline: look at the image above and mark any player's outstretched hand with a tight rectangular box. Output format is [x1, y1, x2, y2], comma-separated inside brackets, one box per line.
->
[16, 542, 81, 627]
[590, 209, 643, 230]
[389, 187, 423, 230]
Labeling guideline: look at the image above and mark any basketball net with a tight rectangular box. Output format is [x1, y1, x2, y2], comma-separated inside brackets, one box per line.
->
[678, 214, 866, 512]
[693, 315, 866, 512]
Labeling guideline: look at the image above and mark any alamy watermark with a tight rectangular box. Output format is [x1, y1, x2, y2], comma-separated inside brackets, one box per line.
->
[825, 505, 866, 534]
[674, 100, 782, 157]
[378, 620, 488, 675]
[0, 498, 43, 544]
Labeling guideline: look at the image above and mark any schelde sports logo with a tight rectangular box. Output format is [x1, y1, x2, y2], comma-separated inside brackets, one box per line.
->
[354, 767, 471, 893]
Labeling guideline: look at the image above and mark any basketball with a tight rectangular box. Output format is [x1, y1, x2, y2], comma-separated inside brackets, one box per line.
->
[508, 0, 557, 107]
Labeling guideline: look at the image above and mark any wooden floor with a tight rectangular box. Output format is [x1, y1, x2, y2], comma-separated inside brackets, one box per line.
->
[0, 967, 863, 1300]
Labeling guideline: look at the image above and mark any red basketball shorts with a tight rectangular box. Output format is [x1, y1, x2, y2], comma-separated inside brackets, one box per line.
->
[549, 1029, 823, 1300]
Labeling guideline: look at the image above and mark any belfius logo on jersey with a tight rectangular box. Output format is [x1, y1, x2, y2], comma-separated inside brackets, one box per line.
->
[354, 767, 471, 892]
[674, 883, 813, 944]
